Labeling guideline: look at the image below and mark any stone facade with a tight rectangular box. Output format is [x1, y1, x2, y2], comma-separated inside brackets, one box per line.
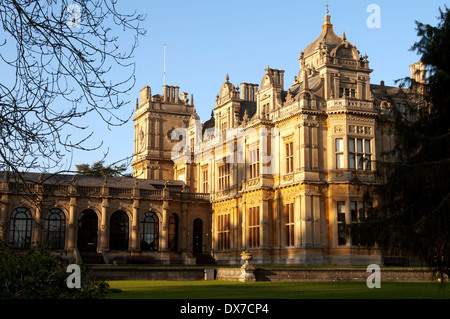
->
[134, 13, 426, 266]
[0, 13, 426, 267]
[0, 173, 211, 265]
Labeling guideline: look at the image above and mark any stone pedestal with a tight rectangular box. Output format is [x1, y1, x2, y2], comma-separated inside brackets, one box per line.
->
[239, 254, 256, 282]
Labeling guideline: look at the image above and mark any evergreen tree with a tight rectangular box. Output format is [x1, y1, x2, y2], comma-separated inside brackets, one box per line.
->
[76, 160, 131, 177]
[372, 7, 450, 283]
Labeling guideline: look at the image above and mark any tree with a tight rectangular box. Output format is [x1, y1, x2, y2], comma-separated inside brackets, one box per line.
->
[0, 0, 146, 177]
[371, 7, 450, 283]
[76, 160, 131, 177]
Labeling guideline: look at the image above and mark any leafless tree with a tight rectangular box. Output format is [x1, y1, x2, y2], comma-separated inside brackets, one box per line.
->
[0, 0, 146, 179]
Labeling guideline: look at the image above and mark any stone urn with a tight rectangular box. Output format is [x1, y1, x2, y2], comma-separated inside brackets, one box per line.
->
[241, 254, 253, 263]
[239, 252, 256, 282]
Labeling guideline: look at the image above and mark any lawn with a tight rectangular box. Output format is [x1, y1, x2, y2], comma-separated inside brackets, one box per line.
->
[106, 280, 450, 299]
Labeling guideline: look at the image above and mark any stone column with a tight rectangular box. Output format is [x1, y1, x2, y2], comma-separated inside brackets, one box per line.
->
[296, 124, 302, 172]
[311, 124, 319, 170]
[33, 204, 42, 244]
[260, 196, 270, 249]
[241, 201, 247, 250]
[313, 195, 321, 246]
[295, 194, 303, 247]
[300, 192, 311, 246]
[0, 194, 9, 240]
[161, 200, 169, 251]
[357, 78, 363, 100]
[300, 124, 310, 170]
[180, 201, 187, 252]
[334, 74, 341, 98]
[131, 199, 139, 251]
[68, 197, 77, 250]
[212, 205, 218, 252]
[100, 198, 109, 251]
[273, 192, 281, 249]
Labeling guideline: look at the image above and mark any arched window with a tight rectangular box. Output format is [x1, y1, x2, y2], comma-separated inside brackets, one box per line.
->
[9, 207, 32, 249]
[140, 212, 159, 251]
[109, 210, 129, 250]
[44, 208, 66, 249]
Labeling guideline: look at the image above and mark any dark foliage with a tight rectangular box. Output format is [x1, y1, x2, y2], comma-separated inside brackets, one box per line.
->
[0, 243, 110, 299]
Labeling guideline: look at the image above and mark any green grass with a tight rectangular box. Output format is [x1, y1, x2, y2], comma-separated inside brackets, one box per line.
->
[105, 280, 450, 299]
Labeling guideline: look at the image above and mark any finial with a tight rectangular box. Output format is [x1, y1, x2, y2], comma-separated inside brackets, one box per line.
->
[325, 1, 330, 14]
[225, 74, 230, 82]
[342, 31, 346, 41]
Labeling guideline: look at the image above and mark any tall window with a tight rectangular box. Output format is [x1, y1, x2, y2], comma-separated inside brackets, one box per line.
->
[202, 169, 208, 193]
[337, 202, 346, 246]
[44, 208, 66, 249]
[248, 206, 260, 248]
[190, 137, 195, 155]
[335, 138, 344, 169]
[218, 163, 230, 190]
[285, 203, 295, 247]
[348, 138, 371, 170]
[9, 207, 32, 249]
[217, 213, 230, 250]
[109, 210, 129, 250]
[285, 142, 294, 173]
[221, 122, 227, 140]
[249, 149, 260, 179]
[140, 212, 159, 250]
[350, 201, 374, 246]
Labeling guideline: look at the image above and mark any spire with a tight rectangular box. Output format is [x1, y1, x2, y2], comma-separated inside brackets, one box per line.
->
[342, 30, 346, 41]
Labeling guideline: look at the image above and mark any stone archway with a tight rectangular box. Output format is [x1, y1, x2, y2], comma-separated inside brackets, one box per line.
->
[77, 209, 98, 252]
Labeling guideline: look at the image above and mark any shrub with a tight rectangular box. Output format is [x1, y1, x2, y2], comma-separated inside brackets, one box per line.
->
[0, 243, 109, 299]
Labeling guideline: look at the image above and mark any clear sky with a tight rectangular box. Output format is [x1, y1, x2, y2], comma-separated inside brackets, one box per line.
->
[24, 0, 450, 174]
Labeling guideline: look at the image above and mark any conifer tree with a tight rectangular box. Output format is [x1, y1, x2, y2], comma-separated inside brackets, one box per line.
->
[371, 7, 450, 283]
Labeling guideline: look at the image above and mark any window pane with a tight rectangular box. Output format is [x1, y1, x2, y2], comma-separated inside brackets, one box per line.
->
[357, 155, 363, 170]
[357, 139, 363, 153]
[349, 154, 355, 169]
[336, 138, 343, 152]
[336, 153, 344, 169]
[348, 138, 355, 152]
[365, 155, 372, 170]
[351, 201, 357, 222]
[365, 140, 371, 153]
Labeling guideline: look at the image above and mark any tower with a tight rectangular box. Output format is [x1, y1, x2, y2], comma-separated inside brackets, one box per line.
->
[132, 85, 195, 180]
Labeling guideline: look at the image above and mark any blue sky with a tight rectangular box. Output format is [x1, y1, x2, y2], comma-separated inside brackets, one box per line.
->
[14, 0, 450, 174]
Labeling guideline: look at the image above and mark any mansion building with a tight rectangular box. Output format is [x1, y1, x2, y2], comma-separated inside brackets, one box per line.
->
[0, 13, 426, 266]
